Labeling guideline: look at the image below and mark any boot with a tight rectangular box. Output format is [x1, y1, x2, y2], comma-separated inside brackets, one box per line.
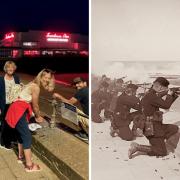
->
[128, 142, 152, 159]
[110, 126, 119, 137]
[166, 132, 180, 150]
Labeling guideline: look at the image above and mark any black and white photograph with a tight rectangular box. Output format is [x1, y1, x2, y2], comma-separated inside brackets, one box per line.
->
[91, 0, 180, 180]
[92, 62, 180, 180]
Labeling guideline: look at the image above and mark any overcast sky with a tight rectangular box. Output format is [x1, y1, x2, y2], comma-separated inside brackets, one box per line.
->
[92, 0, 180, 74]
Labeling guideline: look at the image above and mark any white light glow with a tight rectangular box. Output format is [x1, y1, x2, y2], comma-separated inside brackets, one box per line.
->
[47, 38, 69, 42]
[23, 42, 37, 46]
[5, 33, 14, 40]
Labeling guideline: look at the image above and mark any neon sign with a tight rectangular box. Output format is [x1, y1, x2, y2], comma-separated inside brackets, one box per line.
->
[46, 32, 70, 42]
[23, 42, 37, 46]
[12, 50, 19, 58]
[5, 32, 15, 40]
[24, 50, 40, 56]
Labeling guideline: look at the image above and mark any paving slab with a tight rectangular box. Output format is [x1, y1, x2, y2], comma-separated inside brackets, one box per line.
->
[0, 72, 88, 180]
[32, 127, 89, 180]
[0, 148, 59, 180]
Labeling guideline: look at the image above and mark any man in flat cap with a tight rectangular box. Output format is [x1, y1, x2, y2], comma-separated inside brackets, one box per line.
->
[128, 77, 179, 159]
[92, 80, 111, 123]
[99, 74, 107, 86]
[111, 83, 142, 140]
[108, 78, 125, 118]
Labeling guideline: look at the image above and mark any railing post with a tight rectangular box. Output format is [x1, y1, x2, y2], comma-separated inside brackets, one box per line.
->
[50, 99, 57, 128]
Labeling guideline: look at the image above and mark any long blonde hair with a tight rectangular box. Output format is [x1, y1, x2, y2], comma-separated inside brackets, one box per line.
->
[33, 69, 55, 92]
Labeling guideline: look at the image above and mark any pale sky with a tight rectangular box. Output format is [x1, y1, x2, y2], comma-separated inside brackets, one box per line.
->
[92, 0, 180, 74]
[94, 62, 180, 83]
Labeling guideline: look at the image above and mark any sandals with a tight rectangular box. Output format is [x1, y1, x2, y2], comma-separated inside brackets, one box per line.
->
[25, 163, 41, 172]
[17, 156, 25, 164]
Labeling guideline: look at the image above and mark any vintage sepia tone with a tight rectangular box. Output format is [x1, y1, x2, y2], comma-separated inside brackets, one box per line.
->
[92, 62, 180, 180]
[92, 0, 180, 180]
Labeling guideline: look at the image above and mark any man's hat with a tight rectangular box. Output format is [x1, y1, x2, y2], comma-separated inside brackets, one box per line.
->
[100, 81, 109, 88]
[117, 78, 124, 84]
[126, 84, 138, 90]
[73, 77, 85, 85]
[154, 77, 169, 87]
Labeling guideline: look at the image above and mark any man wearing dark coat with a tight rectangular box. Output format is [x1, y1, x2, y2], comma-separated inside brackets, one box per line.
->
[92, 81, 111, 123]
[112, 84, 142, 141]
[128, 77, 179, 159]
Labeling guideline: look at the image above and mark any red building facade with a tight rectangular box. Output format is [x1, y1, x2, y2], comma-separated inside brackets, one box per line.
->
[0, 30, 88, 58]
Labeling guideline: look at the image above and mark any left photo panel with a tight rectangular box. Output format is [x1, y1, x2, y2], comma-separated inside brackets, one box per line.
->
[0, 0, 89, 179]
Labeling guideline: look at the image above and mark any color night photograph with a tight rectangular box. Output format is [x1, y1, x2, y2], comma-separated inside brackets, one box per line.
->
[0, 0, 89, 179]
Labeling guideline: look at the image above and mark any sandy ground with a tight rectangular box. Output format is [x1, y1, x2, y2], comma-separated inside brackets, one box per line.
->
[92, 95, 180, 180]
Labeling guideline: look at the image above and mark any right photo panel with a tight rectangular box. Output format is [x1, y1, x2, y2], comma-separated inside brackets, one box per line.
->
[91, 1, 180, 180]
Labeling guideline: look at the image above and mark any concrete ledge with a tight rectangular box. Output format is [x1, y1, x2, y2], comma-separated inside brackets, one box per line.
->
[31, 127, 88, 180]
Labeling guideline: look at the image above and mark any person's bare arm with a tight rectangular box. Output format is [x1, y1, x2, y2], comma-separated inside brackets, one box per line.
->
[68, 97, 78, 104]
[53, 93, 78, 105]
[31, 84, 44, 122]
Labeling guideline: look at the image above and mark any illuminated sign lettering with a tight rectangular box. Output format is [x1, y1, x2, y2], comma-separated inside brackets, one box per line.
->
[24, 50, 40, 56]
[5, 32, 15, 40]
[12, 50, 19, 58]
[23, 42, 37, 46]
[46, 32, 70, 42]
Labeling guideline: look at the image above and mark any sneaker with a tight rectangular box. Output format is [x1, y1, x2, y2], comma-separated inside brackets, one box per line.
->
[0, 145, 12, 151]
[75, 132, 88, 141]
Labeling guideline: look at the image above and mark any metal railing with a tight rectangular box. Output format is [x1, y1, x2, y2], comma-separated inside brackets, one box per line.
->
[50, 99, 58, 128]
[39, 96, 88, 129]
[39, 96, 58, 128]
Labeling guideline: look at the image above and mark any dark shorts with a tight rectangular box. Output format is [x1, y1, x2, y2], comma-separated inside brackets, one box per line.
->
[15, 112, 32, 149]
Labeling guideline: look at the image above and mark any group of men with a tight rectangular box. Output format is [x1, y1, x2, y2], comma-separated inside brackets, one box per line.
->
[92, 75, 179, 159]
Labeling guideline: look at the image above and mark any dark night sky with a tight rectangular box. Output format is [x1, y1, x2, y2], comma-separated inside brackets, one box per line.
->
[0, 0, 88, 38]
